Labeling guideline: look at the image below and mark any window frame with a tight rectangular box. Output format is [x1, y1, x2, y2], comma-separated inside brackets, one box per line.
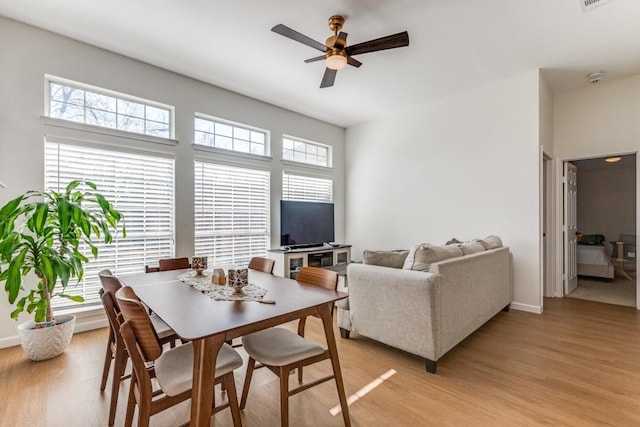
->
[45, 75, 176, 140]
[193, 113, 270, 158]
[282, 135, 332, 168]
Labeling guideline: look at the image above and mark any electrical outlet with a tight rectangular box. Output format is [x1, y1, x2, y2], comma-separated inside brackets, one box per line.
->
[628, 252, 635, 258]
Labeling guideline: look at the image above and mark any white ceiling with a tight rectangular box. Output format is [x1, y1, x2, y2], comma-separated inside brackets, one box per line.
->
[1, 0, 640, 127]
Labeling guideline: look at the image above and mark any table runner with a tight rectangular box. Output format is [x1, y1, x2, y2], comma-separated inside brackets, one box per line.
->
[176, 270, 268, 301]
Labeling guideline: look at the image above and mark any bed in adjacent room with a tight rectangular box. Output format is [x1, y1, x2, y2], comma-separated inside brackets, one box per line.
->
[577, 244, 614, 280]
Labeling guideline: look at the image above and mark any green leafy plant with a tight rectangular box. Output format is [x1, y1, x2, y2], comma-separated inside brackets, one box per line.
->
[0, 181, 125, 324]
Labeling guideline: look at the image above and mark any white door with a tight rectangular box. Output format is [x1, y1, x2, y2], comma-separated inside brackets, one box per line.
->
[564, 162, 578, 295]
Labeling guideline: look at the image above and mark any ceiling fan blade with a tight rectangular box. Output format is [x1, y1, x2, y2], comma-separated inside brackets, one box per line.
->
[334, 31, 348, 50]
[271, 24, 328, 52]
[304, 55, 325, 64]
[345, 31, 409, 56]
[320, 68, 337, 88]
[347, 56, 362, 68]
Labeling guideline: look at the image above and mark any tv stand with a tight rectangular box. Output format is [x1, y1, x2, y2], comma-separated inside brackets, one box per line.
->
[282, 243, 325, 250]
[268, 245, 352, 279]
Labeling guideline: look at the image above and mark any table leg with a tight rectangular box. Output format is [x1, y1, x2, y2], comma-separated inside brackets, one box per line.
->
[318, 303, 351, 426]
[191, 334, 224, 427]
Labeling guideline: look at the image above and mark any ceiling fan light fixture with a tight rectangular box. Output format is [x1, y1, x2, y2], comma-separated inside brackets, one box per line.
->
[325, 51, 347, 70]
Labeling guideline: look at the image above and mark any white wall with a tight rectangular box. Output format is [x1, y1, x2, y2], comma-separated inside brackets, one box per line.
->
[0, 17, 345, 347]
[554, 74, 640, 159]
[345, 70, 543, 312]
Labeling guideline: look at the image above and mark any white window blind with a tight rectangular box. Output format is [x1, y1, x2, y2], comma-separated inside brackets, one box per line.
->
[282, 173, 333, 202]
[45, 141, 175, 308]
[194, 161, 270, 266]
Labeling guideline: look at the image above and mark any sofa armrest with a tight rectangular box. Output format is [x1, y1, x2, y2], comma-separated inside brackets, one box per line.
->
[428, 246, 511, 357]
[346, 263, 440, 360]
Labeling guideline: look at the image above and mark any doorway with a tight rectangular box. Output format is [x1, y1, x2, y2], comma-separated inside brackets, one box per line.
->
[563, 154, 637, 307]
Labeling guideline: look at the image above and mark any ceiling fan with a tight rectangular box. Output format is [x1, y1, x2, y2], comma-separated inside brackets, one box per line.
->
[271, 15, 409, 88]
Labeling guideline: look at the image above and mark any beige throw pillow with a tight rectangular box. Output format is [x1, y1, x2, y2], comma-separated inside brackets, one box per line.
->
[402, 244, 463, 271]
[458, 241, 486, 255]
[363, 250, 409, 269]
[478, 235, 503, 250]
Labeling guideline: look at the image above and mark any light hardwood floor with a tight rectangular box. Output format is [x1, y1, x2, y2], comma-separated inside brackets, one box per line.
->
[1, 297, 639, 426]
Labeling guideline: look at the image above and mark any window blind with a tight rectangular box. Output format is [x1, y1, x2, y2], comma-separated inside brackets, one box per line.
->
[194, 161, 270, 267]
[282, 173, 333, 202]
[45, 141, 175, 308]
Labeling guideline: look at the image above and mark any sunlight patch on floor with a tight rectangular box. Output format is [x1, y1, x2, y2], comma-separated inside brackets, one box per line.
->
[329, 369, 397, 416]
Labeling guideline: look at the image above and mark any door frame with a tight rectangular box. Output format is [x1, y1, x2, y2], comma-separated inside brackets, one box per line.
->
[554, 152, 639, 309]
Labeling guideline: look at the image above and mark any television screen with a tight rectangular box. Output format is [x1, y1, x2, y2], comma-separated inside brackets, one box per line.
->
[280, 200, 335, 248]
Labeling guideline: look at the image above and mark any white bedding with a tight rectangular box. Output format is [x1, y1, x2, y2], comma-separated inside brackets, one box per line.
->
[577, 245, 609, 266]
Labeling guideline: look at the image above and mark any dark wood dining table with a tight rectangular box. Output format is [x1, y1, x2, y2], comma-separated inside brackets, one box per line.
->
[122, 269, 351, 427]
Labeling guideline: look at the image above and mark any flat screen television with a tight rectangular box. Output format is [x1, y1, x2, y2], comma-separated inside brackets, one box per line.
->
[280, 200, 335, 248]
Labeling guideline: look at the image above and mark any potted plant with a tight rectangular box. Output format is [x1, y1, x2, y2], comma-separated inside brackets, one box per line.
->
[0, 180, 124, 361]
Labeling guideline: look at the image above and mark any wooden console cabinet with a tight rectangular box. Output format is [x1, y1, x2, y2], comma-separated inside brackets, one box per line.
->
[267, 245, 352, 279]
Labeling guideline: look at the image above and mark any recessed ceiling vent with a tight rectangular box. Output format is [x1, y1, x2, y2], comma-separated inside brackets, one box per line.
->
[581, 0, 615, 13]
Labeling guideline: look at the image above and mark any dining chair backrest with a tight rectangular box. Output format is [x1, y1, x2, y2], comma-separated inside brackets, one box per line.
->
[116, 286, 163, 361]
[296, 266, 339, 291]
[248, 257, 275, 274]
[119, 320, 154, 395]
[99, 269, 123, 296]
[158, 257, 190, 272]
[101, 289, 124, 338]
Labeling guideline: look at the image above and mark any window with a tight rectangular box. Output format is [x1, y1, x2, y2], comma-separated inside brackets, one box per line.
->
[47, 78, 173, 138]
[282, 136, 330, 167]
[45, 141, 175, 308]
[282, 173, 333, 203]
[194, 161, 270, 266]
[194, 116, 267, 155]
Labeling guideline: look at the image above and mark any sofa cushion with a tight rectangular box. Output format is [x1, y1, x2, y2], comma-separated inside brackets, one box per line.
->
[477, 235, 503, 250]
[402, 244, 463, 271]
[363, 250, 409, 269]
[458, 241, 486, 255]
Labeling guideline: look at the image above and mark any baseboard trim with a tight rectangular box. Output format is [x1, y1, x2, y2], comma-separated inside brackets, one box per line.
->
[0, 317, 108, 350]
[510, 302, 543, 314]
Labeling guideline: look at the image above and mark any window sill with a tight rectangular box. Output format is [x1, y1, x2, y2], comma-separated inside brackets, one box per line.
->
[55, 303, 104, 319]
[41, 116, 179, 146]
[193, 144, 273, 163]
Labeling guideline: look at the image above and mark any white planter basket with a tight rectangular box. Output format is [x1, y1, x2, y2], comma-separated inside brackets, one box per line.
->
[17, 314, 76, 361]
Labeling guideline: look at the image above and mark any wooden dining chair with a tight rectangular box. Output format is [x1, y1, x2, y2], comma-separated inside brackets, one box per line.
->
[98, 270, 178, 426]
[116, 286, 243, 427]
[158, 257, 190, 271]
[293, 267, 338, 382]
[239, 267, 340, 427]
[248, 256, 275, 274]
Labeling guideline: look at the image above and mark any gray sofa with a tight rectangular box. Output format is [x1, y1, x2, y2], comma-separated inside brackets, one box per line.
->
[337, 242, 511, 374]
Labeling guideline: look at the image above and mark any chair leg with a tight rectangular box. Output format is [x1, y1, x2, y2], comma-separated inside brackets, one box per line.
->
[100, 333, 114, 391]
[124, 372, 137, 427]
[108, 344, 127, 426]
[297, 317, 307, 383]
[239, 357, 256, 410]
[279, 367, 290, 427]
[223, 373, 243, 427]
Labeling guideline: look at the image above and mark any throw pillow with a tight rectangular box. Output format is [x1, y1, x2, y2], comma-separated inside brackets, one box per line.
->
[458, 241, 486, 255]
[402, 244, 463, 271]
[477, 235, 503, 250]
[363, 250, 409, 269]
